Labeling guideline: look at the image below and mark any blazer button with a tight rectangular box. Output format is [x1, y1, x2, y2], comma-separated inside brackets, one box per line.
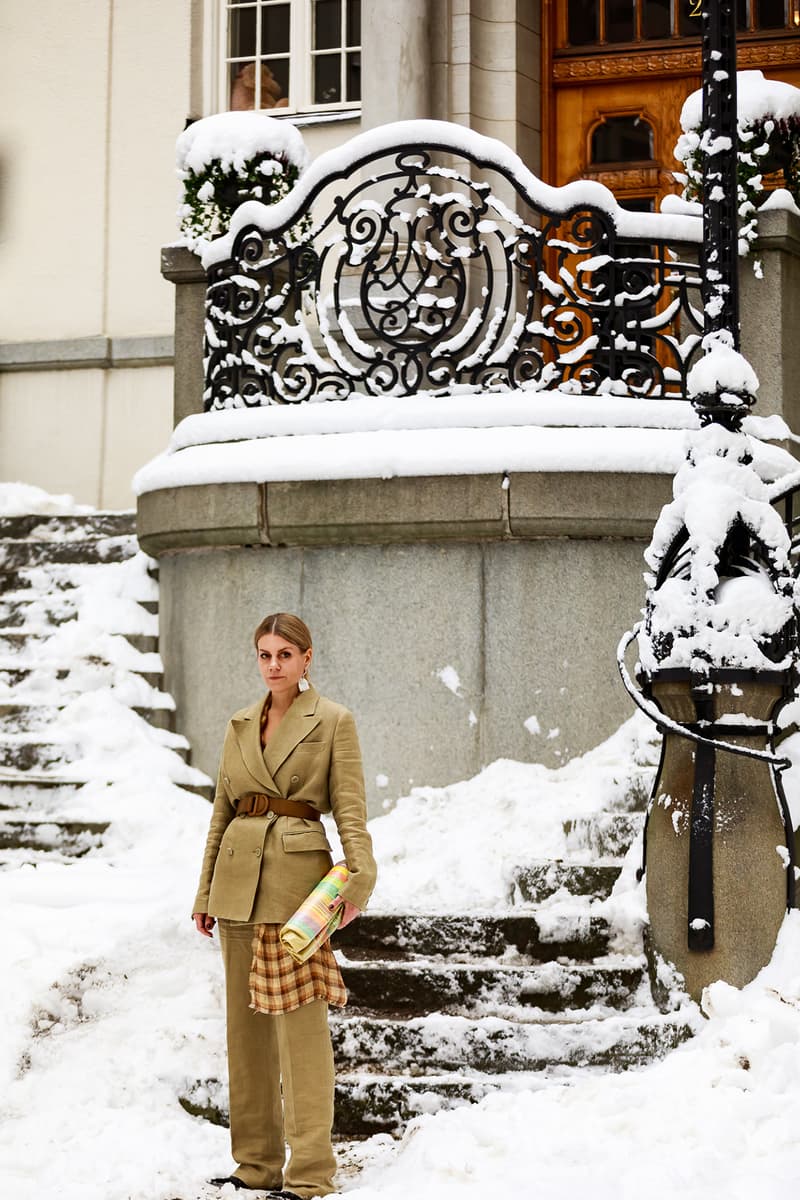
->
[227, 847, 234, 856]
[291, 775, 299, 784]
[254, 847, 262, 857]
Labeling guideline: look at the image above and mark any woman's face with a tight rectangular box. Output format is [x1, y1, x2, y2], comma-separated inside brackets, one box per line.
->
[256, 632, 311, 698]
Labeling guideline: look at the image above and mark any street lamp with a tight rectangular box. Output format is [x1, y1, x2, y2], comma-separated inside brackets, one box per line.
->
[620, 1, 798, 999]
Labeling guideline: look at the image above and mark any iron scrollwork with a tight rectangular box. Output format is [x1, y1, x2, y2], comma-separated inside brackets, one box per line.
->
[205, 144, 704, 409]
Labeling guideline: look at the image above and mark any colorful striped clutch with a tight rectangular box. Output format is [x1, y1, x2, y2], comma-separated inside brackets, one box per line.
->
[279, 862, 350, 964]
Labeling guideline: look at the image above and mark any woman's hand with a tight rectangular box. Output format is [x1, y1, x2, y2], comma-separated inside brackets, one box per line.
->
[193, 912, 216, 937]
[336, 901, 361, 929]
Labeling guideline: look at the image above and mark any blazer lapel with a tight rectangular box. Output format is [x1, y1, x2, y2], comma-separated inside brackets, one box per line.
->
[230, 698, 281, 797]
[264, 685, 322, 777]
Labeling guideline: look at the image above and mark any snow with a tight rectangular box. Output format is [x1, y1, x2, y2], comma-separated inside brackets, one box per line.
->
[175, 111, 309, 179]
[0, 483, 95, 516]
[7, 679, 800, 1198]
[7, 485, 800, 1197]
[760, 187, 800, 218]
[680, 70, 800, 133]
[639, 421, 796, 673]
[686, 331, 759, 403]
[132, 394, 799, 496]
[203, 119, 702, 269]
[350, 921, 800, 1200]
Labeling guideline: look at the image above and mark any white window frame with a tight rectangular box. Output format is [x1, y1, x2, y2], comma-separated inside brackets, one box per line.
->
[216, 0, 361, 116]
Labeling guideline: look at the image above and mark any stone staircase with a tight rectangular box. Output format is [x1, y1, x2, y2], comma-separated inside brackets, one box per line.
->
[181, 785, 697, 1138]
[0, 510, 195, 867]
[2, 508, 696, 1138]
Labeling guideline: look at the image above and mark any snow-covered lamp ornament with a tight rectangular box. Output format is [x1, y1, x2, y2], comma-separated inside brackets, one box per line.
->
[626, 339, 798, 1001]
[619, 0, 799, 1003]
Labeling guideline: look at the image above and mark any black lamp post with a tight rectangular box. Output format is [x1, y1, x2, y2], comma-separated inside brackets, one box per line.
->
[626, 3, 798, 995]
[692, 0, 754, 428]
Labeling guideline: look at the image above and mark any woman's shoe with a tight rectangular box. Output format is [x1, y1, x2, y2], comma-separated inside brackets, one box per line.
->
[208, 1177, 256, 1191]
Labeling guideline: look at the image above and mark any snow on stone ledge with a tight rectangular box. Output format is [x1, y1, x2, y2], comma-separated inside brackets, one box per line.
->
[175, 111, 309, 179]
[202, 119, 703, 268]
[132, 394, 798, 496]
[760, 188, 800, 219]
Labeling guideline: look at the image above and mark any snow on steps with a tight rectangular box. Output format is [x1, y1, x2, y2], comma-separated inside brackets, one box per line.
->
[0, 510, 211, 865]
[182, 902, 694, 1136]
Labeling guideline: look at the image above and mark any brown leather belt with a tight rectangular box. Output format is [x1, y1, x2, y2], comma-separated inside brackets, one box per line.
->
[235, 792, 320, 820]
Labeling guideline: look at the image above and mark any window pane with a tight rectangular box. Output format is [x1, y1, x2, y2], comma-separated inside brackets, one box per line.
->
[314, 52, 341, 103]
[346, 50, 360, 101]
[261, 3, 290, 53]
[567, 0, 599, 44]
[262, 57, 290, 105]
[756, 0, 787, 26]
[737, 0, 750, 30]
[619, 197, 655, 212]
[643, 0, 671, 38]
[607, 0, 635, 41]
[346, 0, 361, 45]
[230, 61, 255, 108]
[229, 6, 257, 57]
[591, 115, 654, 163]
[230, 60, 290, 109]
[315, 0, 342, 50]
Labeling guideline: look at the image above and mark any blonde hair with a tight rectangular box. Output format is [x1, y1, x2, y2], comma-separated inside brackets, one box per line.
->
[253, 612, 313, 653]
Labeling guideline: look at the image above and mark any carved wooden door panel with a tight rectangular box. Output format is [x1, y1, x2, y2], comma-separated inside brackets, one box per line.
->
[542, 0, 800, 208]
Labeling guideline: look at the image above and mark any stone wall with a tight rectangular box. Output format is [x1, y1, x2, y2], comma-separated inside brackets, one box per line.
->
[139, 470, 671, 812]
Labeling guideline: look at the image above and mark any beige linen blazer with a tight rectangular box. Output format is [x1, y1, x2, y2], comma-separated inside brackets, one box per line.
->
[192, 685, 377, 923]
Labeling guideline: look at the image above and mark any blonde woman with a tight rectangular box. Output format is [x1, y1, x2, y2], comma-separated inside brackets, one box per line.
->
[193, 613, 377, 1197]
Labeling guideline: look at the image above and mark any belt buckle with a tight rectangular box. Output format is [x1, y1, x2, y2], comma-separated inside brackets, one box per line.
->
[251, 793, 269, 818]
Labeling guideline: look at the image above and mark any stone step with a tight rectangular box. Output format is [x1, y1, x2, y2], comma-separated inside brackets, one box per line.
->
[0, 738, 75, 772]
[0, 771, 211, 803]
[0, 780, 82, 810]
[563, 812, 644, 859]
[0, 535, 137, 570]
[329, 1011, 693, 1075]
[178, 1073, 497, 1137]
[0, 818, 108, 855]
[0, 513, 136, 541]
[0, 630, 159, 656]
[339, 958, 644, 1015]
[511, 859, 622, 904]
[0, 701, 175, 735]
[335, 912, 611, 962]
[0, 665, 164, 691]
[0, 732, 188, 771]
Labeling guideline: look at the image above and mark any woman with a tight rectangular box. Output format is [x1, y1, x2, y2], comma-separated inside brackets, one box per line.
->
[192, 613, 377, 1198]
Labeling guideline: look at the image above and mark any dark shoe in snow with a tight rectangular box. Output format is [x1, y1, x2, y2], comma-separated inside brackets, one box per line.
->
[209, 1178, 258, 1191]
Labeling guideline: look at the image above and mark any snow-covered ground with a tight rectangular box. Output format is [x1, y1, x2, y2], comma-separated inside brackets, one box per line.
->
[4, 481, 800, 1198]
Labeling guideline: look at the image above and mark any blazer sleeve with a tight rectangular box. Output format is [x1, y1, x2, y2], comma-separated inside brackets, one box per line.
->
[328, 708, 377, 911]
[192, 756, 236, 915]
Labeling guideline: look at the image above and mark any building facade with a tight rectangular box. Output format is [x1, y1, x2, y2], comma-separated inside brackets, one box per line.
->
[1, 0, 798, 507]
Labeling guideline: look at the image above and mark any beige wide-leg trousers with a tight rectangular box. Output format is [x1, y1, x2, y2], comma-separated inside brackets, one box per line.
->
[218, 920, 337, 1198]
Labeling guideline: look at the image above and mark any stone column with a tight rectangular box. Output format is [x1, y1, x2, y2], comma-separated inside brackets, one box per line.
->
[739, 206, 800, 430]
[160, 245, 206, 425]
[360, 0, 431, 128]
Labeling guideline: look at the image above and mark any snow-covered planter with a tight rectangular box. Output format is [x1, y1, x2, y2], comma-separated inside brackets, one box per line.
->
[176, 112, 309, 251]
[675, 70, 800, 258]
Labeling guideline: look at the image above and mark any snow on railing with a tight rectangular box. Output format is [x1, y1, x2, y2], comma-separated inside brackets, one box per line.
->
[202, 120, 704, 410]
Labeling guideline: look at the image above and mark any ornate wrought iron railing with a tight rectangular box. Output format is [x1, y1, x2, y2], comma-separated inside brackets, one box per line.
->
[203, 122, 704, 409]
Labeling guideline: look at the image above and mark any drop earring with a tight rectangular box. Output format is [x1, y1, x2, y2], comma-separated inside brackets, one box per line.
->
[298, 672, 310, 693]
